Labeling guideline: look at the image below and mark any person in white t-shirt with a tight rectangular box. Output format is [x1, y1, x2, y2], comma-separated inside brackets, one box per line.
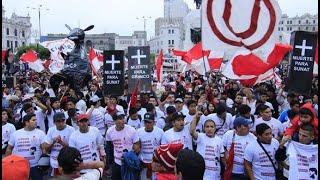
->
[137, 112, 164, 180]
[86, 95, 107, 136]
[190, 111, 226, 180]
[44, 112, 75, 176]
[161, 112, 193, 150]
[244, 123, 279, 180]
[46, 97, 64, 129]
[109, 95, 125, 115]
[22, 102, 47, 132]
[5, 114, 46, 180]
[127, 107, 143, 129]
[253, 104, 284, 141]
[57, 146, 105, 180]
[203, 104, 233, 138]
[105, 113, 140, 180]
[69, 114, 106, 167]
[175, 98, 189, 116]
[2, 109, 16, 157]
[222, 117, 256, 180]
[184, 100, 197, 125]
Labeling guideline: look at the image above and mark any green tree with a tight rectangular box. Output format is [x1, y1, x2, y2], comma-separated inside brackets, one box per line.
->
[15, 44, 50, 61]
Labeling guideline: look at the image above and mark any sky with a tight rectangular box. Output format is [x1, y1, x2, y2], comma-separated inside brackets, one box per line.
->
[3, 0, 318, 40]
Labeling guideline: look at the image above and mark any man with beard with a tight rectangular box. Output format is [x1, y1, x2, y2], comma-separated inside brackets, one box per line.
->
[161, 112, 193, 150]
[244, 123, 279, 180]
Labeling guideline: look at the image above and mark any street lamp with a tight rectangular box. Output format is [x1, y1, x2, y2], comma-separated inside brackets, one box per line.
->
[136, 16, 152, 33]
[27, 5, 49, 42]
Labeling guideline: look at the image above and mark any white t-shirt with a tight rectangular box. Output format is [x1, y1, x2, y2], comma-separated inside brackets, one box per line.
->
[87, 107, 106, 135]
[2, 123, 16, 149]
[9, 128, 46, 167]
[46, 109, 64, 129]
[244, 138, 279, 180]
[203, 113, 233, 137]
[222, 130, 256, 174]
[74, 168, 103, 180]
[104, 113, 115, 129]
[253, 117, 284, 139]
[69, 127, 104, 163]
[45, 125, 75, 168]
[76, 99, 87, 114]
[161, 124, 193, 150]
[184, 113, 195, 125]
[137, 108, 147, 118]
[116, 105, 125, 115]
[137, 127, 164, 163]
[106, 125, 139, 165]
[127, 118, 143, 130]
[196, 133, 224, 180]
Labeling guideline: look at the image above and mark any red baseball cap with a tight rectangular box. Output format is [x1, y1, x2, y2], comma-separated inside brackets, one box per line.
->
[2, 155, 30, 180]
[76, 114, 89, 121]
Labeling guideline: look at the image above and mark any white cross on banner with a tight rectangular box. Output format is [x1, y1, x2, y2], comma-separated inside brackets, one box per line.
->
[106, 55, 120, 70]
[295, 40, 313, 56]
[131, 49, 146, 65]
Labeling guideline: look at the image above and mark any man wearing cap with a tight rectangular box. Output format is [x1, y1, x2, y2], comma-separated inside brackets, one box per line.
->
[86, 95, 107, 136]
[137, 112, 164, 180]
[175, 97, 189, 116]
[43, 112, 75, 176]
[5, 114, 47, 180]
[222, 117, 256, 180]
[106, 112, 140, 180]
[145, 103, 166, 130]
[68, 114, 106, 168]
[161, 112, 193, 150]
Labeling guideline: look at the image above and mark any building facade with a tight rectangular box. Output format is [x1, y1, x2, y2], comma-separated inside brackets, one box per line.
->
[114, 31, 147, 53]
[164, 0, 190, 18]
[45, 33, 116, 51]
[2, 6, 32, 52]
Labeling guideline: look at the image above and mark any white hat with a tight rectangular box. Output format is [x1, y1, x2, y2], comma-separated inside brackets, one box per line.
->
[90, 95, 101, 103]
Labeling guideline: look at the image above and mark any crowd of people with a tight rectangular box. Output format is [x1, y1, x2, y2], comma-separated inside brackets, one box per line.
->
[2, 65, 319, 180]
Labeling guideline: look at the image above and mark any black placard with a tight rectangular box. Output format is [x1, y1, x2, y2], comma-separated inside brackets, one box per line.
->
[2, 76, 14, 89]
[103, 50, 125, 96]
[128, 46, 151, 93]
[287, 31, 318, 95]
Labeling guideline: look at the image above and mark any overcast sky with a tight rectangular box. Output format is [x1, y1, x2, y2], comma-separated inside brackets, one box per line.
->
[3, 0, 318, 39]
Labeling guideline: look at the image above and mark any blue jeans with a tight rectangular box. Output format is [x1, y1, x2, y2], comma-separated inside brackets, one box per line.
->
[30, 166, 43, 180]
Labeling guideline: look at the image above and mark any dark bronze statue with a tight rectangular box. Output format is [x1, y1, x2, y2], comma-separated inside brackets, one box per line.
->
[194, 0, 202, 9]
[50, 25, 94, 93]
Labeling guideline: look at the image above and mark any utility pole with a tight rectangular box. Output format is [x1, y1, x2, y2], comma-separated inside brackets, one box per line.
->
[136, 16, 152, 32]
[27, 5, 49, 42]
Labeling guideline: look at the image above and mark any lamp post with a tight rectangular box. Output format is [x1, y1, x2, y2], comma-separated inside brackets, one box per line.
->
[136, 16, 152, 33]
[27, 5, 49, 42]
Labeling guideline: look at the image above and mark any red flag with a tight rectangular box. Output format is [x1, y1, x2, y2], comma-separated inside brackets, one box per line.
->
[20, 50, 38, 63]
[223, 133, 235, 180]
[2, 50, 7, 64]
[129, 80, 140, 109]
[173, 42, 210, 64]
[208, 58, 223, 70]
[156, 50, 163, 82]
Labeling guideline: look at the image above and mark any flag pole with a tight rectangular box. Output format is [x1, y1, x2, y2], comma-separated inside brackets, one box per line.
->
[199, 2, 209, 79]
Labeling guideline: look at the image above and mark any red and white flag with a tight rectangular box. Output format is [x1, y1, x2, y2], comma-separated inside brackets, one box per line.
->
[20, 50, 45, 73]
[155, 49, 164, 82]
[202, 0, 292, 85]
[88, 48, 104, 76]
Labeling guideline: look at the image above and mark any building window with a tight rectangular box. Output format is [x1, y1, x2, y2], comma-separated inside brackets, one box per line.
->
[313, 20, 316, 24]
[15, 41, 18, 48]
[306, 20, 309, 24]
[22, 42, 25, 46]
[6, 28, 9, 35]
[7, 40, 10, 48]
[172, 29, 174, 34]
[168, 29, 171, 34]
[298, 27, 301, 30]
[306, 27, 309, 30]
[168, 40, 171, 45]
[172, 40, 174, 45]
[22, 30, 25, 37]
[14, 29, 17, 36]
[287, 21, 289, 24]
[290, 20, 292, 24]
[100, 40, 103, 44]
[298, 20, 301, 24]
[313, 27, 315, 31]
[278, 27, 281, 31]
[287, 27, 290, 31]
[281, 27, 283, 31]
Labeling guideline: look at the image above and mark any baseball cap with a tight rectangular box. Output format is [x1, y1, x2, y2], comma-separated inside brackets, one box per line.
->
[172, 112, 186, 120]
[53, 112, 66, 121]
[174, 98, 184, 103]
[76, 114, 89, 121]
[166, 106, 176, 114]
[233, 117, 252, 128]
[144, 113, 155, 122]
[2, 155, 30, 180]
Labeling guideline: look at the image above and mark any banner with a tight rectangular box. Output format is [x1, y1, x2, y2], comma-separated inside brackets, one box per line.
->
[287, 141, 318, 180]
[128, 46, 152, 93]
[103, 50, 125, 96]
[2, 76, 15, 89]
[287, 31, 317, 94]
